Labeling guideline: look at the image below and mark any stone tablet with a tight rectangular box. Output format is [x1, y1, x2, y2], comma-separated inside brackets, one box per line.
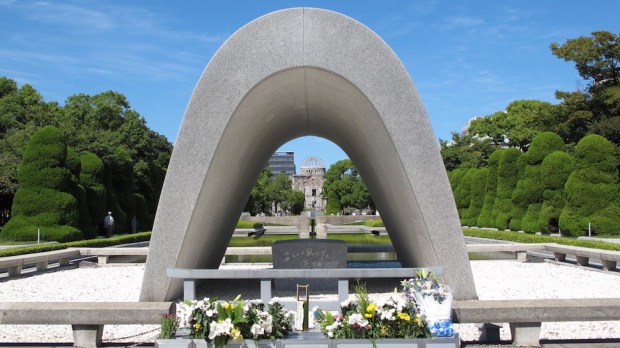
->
[272, 239, 347, 291]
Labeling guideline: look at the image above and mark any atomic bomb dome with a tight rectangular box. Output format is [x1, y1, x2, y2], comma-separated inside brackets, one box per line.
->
[293, 156, 326, 210]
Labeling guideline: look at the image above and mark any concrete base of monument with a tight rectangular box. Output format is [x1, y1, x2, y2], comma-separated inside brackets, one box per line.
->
[155, 332, 460, 348]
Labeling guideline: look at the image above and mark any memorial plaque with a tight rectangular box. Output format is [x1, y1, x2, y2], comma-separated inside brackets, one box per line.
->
[272, 239, 347, 291]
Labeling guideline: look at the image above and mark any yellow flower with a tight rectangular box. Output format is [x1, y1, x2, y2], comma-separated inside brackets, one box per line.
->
[231, 328, 241, 339]
[223, 303, 230, 309]
[364, 313, 373, 319]
[194, 323, 202, 330]
[366, 303, 377, 313]
[397, 312, 410, 321]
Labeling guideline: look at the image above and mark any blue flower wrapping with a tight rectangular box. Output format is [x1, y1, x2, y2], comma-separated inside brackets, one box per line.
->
[429, 319, 455, 337]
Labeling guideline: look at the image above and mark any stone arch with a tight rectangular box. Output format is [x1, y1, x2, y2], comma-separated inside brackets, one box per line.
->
[141, 8, 477, 301]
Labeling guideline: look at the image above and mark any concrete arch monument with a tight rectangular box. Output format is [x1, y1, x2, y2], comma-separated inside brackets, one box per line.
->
[141, 8, 478, 301]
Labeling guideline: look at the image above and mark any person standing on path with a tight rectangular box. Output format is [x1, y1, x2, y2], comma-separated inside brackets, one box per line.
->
[103, 211, 115, 237]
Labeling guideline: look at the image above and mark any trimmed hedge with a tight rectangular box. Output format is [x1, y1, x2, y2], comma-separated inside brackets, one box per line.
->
[492, 148, 521, 229]
[463, 228, 620, 252]
[560, 135, 620, 236]
[236, 220, 264, 229]
[0, 126, 82, 242]
[462, 168, 487, 226]
[79, 152, 107, 235]
[538, 151, 575, 232]
[0, 232, 151, 257]
[477, 150, 501, 227]
[454, 168, 474, 222]
[510, 132, 565, 231]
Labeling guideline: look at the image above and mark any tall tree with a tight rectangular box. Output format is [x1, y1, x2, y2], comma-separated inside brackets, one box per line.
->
[322, 159, 373, 211]
[550, 31, 620, 89]
[440, 132, 494, 171]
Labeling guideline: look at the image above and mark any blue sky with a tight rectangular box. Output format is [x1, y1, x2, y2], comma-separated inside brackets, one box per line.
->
[1, 1, 618, 171]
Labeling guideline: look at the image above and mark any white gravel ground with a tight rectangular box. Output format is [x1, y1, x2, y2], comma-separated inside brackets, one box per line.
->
[0, 260, 618, 344]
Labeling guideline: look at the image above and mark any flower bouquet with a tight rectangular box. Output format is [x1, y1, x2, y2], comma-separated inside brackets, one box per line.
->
[166, 295, 294, 347]
[401, 269, 455, 337]
[314, 281, 431, 344]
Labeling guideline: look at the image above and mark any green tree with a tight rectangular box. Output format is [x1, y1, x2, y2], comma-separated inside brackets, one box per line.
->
[468, 100, 555, 151]
[476, 150, 502, 227]
[559, 134, 620, 236]
[0, 126, 81, 241]
[439, 132, 494, 171]
[268, 174, 292, 213]
[550, 31, 620, 89]
[325, 190, 342, 215]
[244, 168, 273, 215]
[322, 159, 373, 211]
[281, 190, 305, 215]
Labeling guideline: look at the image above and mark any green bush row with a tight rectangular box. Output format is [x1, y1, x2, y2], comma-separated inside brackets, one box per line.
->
[463, 228, 620, 251]
[0, 232, 151, 257]
[236, 220, 264, 229]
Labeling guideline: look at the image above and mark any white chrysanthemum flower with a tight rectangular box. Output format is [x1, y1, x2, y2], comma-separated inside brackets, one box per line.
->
[251, 323, 264, 337]
[348, 313, 369, 327]
[208, 318, 234, 340]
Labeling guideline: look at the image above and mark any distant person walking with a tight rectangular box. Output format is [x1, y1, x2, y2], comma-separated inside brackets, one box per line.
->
[103, 211, 115, 237]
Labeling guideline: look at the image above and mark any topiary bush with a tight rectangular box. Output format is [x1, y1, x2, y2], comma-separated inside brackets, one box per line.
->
[477, 150, 501, 228]
[462, 168, 487, 226]
[448, 168, 466, 192]
[80, 152, 107, 235]
[492, 148, 521, 230]
[537, 151, 575, 233]
[453, 168, 473, 223]
[560, 134, 620, 236]
[67, 148, 96, 239]
[510, 132, 565, 232]
[0, 126, 82, 242]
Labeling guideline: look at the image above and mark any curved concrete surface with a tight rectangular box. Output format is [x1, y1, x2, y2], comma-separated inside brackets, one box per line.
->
[141, 8, 477, 301]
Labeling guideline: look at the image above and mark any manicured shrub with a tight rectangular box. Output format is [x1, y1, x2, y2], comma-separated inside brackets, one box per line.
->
[453, 168, 473, 223]
[537, 151, 575, 233]
[0, 126, 82, 242]
[104, 147, 135, 233]
[326, 190, 342, 215]
[448, 168, 465, 191]
[510, 132, 565, 231]
[492, 148, 521, 229]
[79, 152, 107, 234]
[462, 168, 488, 226]
[67, 148, 96, 239]
[477, 150, 501, 228]
[560, 134, 620, 236]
